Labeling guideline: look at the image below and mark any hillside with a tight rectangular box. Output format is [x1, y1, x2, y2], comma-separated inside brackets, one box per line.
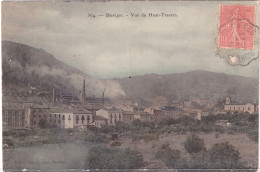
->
[115, 71, 258, 105]
[2, 41, 258, 107]
[2, 41, 126, 106]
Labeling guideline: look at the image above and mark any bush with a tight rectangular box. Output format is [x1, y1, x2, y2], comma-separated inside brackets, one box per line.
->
[155, 143, 184, 168]
[158, 118, 177, 127]
[85, 132, 108, 143]
[189, 142, 244, 169]
[16, 130, 29, 137]
[3, 138, 14, 147]
[189, 150, 211, 168]
[132, 133, 159, 142]
[38, 119, 47, 128]
[247, 130, 258, 142]
[3, 131, 10, 136]
[248, 114, 258, 123]
[207, 142, 241, 168]
[67, 128, 76, 134]
[111, 141, 122, 146]
[99, 125, 115, 134]
[132, 119, 142, 128]
[85, 146, 143, 169]
[115, 121, 131, 133]
[176, 116, 197, 126]
[184, 135, 206, 154]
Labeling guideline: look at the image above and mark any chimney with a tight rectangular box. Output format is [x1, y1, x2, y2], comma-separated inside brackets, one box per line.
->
[82, 79, 85, 105]
[102, 88, 105, 105]
[52, 88, 55, 107]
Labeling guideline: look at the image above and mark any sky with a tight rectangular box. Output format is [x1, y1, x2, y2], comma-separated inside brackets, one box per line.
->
[2, 1, 259, 79]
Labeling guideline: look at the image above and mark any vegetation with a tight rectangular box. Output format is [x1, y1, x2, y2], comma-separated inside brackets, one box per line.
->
[207, 142, 241, 168]
[155, 139, 245, 169]
[157, 116, 225, 134]
[132, 133, 159, 142]
[189, 142, 243, 169]
[38, 119, 47, 128]
[184, 135, 206, 154]
[156, 113, 258, 142]
[55, 113, 257, 144]
[202, 113, 258, 142]
[85, 146, 143, 169]
[155, 143, 186, 168]
[3, 128, 109, 148]
[3, 113, 257, 169]
[110, 141, 122, 146]
[4, 112, 257, 148]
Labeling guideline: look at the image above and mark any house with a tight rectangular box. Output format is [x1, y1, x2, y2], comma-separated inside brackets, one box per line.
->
[96, 109, 123, 126]
[153, 110, 164, 123]
[161, 106, 182, 119]
[2, 107, 26, 130]
[2, 105, 51, 130]
[201, 109, 209, 116]
[181, 109, 202, 120]
[49, 110, 74, 129]
[133, 111, 153, 122]
[224, 97, 258, 114]
[122, 111, 135, 124]
[144, 107, 161, 114]
[49, 108, 94, 129]
[152, 106, 182, 123]
[26, 106, 50, 128]
[121, 105, 145, 112]
[93, 116, 108, 128]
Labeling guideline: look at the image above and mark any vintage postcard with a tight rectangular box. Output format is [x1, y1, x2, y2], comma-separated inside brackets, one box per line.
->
[1, 1, 259, 171]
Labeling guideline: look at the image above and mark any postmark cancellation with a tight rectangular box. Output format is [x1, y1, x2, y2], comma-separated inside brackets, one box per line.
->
[217, 4, 259, 66]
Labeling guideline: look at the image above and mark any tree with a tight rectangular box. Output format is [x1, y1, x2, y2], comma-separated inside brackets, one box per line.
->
[189, 142, 243, 169]
[85, 146, 143, 169]
[155, 143, 183, 168]
[207, 142, 241, 168]
[184, 135, 206, 154]
[132, 119, 142, 127]
[38, 119, 47, 128]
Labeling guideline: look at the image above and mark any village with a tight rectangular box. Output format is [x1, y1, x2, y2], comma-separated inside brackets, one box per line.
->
[2, 79, 259, 131]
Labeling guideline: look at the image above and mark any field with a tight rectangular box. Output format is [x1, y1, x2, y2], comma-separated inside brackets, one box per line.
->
[4, 142, 95, 170]
[3, 132, 257, 170]
[3, 113, 258, 170]
[120, 132, 258, 168]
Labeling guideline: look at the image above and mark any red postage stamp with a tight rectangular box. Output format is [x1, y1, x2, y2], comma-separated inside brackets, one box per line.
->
[218, 5, 256, 50]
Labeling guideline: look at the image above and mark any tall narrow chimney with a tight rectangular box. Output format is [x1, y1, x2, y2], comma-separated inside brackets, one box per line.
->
[102, 88, 105, 105]
[102, 92, 104, 105]
[82, 79, 85, 105]
[52, 88, 55, 107]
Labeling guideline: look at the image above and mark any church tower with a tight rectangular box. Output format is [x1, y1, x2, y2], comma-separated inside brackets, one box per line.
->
[226, 97, 231, 104]
[226, 92, 231, 105]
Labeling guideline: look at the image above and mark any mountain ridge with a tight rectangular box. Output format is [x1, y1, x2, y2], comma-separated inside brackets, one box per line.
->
[2, 41, 258, 106]
[114, 70, 257, 80]
[115, 68, 258, 105]
[2, 40, 126, 100]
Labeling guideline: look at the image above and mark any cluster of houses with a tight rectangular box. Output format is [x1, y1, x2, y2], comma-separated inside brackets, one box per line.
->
[2, 104, 192, 130]
[4, 99, 258, 131]
[2, 80, 258, 131]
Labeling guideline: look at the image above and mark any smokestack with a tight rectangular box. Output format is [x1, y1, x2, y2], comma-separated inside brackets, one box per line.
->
[52, 88, 55, 107]
[82, 79, 85, 105]
[102, 88, 105, 105]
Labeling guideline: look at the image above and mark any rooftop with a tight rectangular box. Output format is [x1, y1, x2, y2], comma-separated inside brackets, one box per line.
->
[50, 107, 92, 114]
